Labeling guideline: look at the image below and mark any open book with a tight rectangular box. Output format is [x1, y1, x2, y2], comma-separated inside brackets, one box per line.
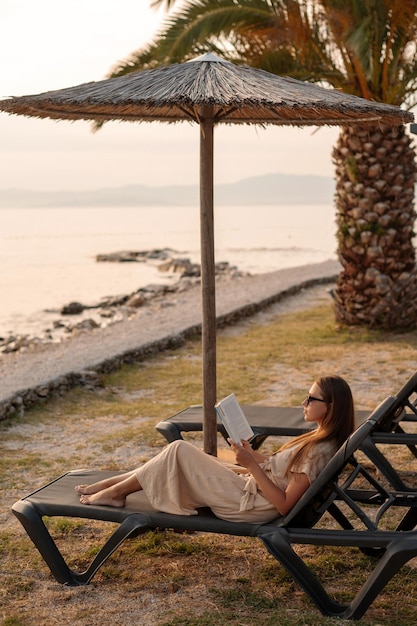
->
[214, 393, 255, 446]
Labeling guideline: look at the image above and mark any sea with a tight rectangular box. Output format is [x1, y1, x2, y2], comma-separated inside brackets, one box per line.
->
[0, 203, 337, 338]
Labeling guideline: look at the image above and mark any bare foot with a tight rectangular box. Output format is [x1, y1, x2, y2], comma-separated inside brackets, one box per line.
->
[75, 484, 98, 495]
[79, 489, 126, 508]
[75, 472, 134, 495]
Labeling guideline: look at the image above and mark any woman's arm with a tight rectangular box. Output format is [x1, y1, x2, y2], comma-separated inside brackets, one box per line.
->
[231, 442, 310, 516]
[228, 438, 268, 463]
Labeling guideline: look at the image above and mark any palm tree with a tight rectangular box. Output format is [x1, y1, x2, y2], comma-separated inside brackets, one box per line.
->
[111, 0, 417, 329]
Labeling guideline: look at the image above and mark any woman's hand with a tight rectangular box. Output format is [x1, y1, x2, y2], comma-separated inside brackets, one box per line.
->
[228, 439, 266, 469]
[230, 439, 311, 515]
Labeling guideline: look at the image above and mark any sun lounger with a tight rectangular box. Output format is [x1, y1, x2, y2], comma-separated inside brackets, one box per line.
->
[11, 387, 417, 619]
[156, 404, 370, 448]
[359, 372, 417, 490]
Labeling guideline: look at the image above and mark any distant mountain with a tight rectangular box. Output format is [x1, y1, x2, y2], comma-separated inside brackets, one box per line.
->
[0, 172, 334, 208]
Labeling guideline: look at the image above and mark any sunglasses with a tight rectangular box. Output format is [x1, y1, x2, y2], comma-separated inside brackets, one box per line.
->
[304, 394, 327, 406]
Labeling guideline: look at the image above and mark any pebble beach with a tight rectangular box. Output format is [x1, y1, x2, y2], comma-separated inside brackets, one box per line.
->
[0, 259, 340, 418]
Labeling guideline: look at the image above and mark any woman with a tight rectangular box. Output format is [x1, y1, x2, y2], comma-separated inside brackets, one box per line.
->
[76, 375, 355, 523]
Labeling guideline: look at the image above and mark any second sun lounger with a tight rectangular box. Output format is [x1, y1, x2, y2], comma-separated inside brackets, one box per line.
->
[156, 404, 370, 448]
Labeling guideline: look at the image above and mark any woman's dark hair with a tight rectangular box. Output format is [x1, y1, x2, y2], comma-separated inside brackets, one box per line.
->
[281, 374, 355, 474]
[314, 375, 355, 447]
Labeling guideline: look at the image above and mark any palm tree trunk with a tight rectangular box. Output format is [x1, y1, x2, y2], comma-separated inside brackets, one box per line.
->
[332, 124, 417, 329]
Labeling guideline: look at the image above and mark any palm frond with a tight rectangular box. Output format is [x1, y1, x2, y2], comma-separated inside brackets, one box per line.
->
[108, 0, 417, 107]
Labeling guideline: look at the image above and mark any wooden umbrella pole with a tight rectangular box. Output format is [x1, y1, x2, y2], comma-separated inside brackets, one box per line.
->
[200, 115, 217, 455]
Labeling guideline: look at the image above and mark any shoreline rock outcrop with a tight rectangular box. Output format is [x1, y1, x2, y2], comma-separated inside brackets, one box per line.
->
[0, 251, 244, 356]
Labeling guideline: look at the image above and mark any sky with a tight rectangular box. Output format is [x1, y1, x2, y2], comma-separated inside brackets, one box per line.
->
[0, 0, 342, 192]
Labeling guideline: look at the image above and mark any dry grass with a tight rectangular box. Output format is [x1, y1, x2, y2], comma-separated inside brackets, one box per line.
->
[1, 285, 417, 625]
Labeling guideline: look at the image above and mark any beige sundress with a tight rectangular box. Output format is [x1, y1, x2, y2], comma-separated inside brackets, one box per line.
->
[135, 438, 337, 523]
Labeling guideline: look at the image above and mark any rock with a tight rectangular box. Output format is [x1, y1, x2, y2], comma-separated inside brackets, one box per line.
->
[145, 248, 178, 260]
[61, 302, 86, 315]
[158, 258, 200, 276]
[99, 308, 116, 318]
[77, 369, 101, 388]
[36, 386, 50, 398]
[2, 335, 31, 353]
[53, 320, 66, 328]
[99, 294, 130, 307]
[96, 248, 178, 263]
[95, 251, 143, 262]
[126, 293, 147, 308]
[72, 319, 100, 332]
[140, 284, 169, 295]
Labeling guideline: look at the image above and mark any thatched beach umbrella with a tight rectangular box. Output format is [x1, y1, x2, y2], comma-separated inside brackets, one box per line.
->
[0, 52, 413, 454]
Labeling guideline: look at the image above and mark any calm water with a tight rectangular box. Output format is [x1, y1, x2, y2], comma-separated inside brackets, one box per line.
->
[0, 204, 337, 336]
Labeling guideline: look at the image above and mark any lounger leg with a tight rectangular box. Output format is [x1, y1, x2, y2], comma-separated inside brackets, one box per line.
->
[346, 534, 417, 620]
[260, 528, 417, 620]
[259, 529, 348, 617]
[396, 507, 417, 531]
[12, 499, 150, 585]
[73, 515, 151, 584]
[12, 499, 78, 584]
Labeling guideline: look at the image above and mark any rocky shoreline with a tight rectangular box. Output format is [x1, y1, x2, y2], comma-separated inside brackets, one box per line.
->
[0, 249, 246, 356]
[0, 259, 340, 420]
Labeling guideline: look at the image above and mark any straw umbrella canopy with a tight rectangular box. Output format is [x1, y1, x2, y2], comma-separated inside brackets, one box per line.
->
[0, 52, 413, 454]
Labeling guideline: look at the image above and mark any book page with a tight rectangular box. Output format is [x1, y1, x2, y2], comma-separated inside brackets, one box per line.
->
[214, 393, 254, 445]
